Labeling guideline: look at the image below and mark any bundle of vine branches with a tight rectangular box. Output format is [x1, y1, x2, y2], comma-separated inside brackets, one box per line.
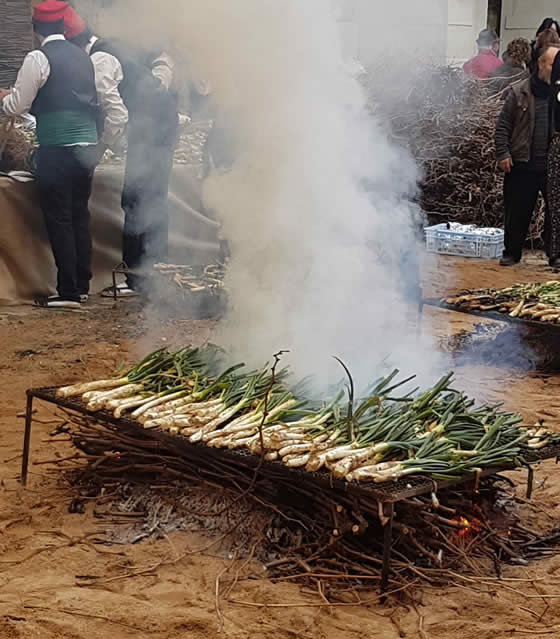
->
[52, 410, 560, 596]
[0, 116, 35, 173]
[367, 65, 544, 243]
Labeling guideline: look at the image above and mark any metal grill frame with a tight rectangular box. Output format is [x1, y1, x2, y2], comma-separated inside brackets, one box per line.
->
[420, 297, 560, 332]
[20, 386, 560, 593]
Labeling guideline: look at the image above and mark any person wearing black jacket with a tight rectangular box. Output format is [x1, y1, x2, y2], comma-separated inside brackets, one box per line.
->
[530, 19, 560, 73]
[494, 47, 558, 265]
[547, 48, 560, 267]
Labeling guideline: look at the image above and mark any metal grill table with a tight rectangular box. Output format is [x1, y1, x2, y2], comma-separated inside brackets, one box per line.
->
[420, 297, 560, 331]
[21, 387, 560, 593]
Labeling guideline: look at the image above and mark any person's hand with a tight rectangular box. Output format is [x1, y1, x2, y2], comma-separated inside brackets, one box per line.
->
[0, 88, 11, 101]
[498, 157, 513, 173]
[93, 142, 107, 165]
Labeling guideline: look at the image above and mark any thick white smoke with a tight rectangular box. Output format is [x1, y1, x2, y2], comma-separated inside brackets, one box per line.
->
[94, 0, 447, 389]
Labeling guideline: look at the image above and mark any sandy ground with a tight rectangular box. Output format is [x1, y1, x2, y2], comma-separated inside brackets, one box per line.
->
[1, 251, 560, 638]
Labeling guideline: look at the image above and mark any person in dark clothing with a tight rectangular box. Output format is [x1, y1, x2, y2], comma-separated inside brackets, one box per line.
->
[0, 0, 98, 308]
[64, 6, 179, 297]
[537, 18, 560, 37]
[488, 38, 530, 96]
[546, 48, 560, 267]
[530, 21, 560, 73]
[495, 47, 557, 265]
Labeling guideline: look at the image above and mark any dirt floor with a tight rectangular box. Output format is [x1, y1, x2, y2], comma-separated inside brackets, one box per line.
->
[1, 251, 560, 639]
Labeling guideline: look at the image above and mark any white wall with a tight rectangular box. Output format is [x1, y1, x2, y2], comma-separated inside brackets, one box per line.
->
[447, 0, 489, 65]
[500, 0, 559, 47]
[335, 0, 449, 65]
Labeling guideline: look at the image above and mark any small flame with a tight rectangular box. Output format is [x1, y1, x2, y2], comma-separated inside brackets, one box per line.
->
[457, 517, 470, 537]
[455, 516, 482, 538]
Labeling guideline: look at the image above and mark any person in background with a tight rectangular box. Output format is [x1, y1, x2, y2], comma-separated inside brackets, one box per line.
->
[488, 38, 530, 96]
[464, 29, 503, 79]
[0, 0, 98, 308]
[546, 48, 560, 268]
[530, 21, 560, 72]
[494, 45, 559, 266]
[63, 6, 179, 298]
[536, 18, 560, 37]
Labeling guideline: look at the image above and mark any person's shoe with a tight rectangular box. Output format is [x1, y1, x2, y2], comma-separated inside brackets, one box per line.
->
[80, 294, 89, 303]
[549, 258, 560, 269]
[499, 255, 520, 266]
[100, 282, 138, 298]
[33, 295, 81, 309]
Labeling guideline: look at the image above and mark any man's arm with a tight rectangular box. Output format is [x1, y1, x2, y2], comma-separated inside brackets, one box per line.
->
[91, 51, 129, 153]
[151, 52, 174, 90]
[495, 89, 515, 170]
[2, 51, 49, 117]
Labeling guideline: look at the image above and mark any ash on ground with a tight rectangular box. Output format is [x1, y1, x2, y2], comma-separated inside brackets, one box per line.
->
[90, 482, 294, 559]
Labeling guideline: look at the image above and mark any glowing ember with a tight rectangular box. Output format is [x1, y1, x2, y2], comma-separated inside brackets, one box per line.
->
[455, 516, 482, 538]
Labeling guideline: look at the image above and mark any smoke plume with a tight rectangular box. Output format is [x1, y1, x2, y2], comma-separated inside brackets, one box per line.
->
[92, 0, 448, 389]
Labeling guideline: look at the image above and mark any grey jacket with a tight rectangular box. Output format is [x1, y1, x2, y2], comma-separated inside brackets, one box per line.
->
[495, 78, 535, 163]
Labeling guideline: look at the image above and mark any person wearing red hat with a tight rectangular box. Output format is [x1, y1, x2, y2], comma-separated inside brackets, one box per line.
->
[0, 0, 99, 308]
[63, 5, 178, 299]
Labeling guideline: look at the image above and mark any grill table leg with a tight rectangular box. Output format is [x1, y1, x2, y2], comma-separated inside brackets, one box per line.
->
[380, 502, 394, 595]
[526, 466, 534, 499]
[112, 269, 117, 302]
[21, 392, 34, 486]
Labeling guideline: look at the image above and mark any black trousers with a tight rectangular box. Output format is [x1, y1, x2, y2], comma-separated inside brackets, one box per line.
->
[36, 145, 97, 300]
[503, 167, 549, 260]
[122, 104, 178, 290]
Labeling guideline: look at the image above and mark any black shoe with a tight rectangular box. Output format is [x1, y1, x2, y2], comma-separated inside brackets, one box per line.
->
[549, 258, 560, 269]
[499, 256, 520, 266]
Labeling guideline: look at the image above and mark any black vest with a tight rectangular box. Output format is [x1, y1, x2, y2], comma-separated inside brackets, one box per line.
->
[90, 38, 172, 113]
[30, 39, 97, 117]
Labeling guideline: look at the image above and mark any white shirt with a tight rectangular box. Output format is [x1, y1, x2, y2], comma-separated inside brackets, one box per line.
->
[85, 36, 175, 153]
[2, 34, 64, 117]
[86, 36, 128, 152]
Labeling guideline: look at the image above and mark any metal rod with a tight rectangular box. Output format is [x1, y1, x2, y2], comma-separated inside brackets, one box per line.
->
[417, 294, 424, 341]
[21, 392, 34, 486]
[380, 502, 394, 595]
[112, 266, 118, 302]
[526, 466, 534, 500]
[111, 262, 128, 301]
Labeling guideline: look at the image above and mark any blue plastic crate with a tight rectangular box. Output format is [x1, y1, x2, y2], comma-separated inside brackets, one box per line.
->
[424, 223, 504, 259]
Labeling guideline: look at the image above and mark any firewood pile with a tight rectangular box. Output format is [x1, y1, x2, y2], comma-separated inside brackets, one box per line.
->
[47, 407, 560, 600]
[0, 116, 35, 173]
[366, 65, 544, 244]
[100, 114, 213, 179]
[150, 263, 226, 318]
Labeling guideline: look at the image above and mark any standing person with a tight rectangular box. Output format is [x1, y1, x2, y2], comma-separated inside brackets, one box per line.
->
[546, 48, 560, 268]
[63, 6, 179, 297]
[536, 18, 560, 38]
[464, 29, 503, 79]
[494, 46, 558, 266]
[0, 0, 98, 308]
[530, 23, 560, 73]
[488, 38, 530, 96]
